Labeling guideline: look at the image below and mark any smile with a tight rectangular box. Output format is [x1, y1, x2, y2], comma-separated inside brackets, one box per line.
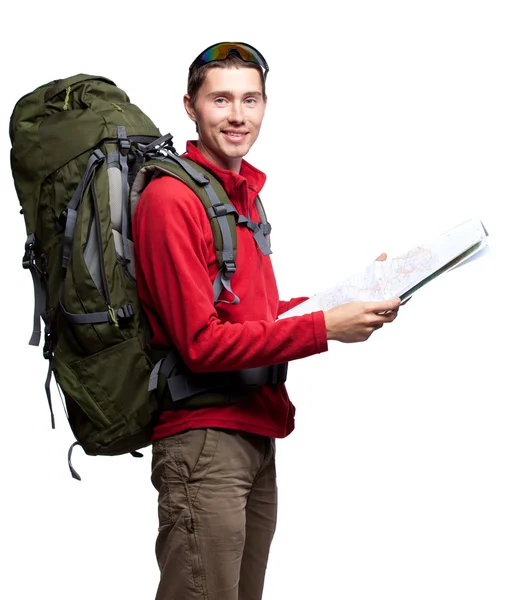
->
[222, 131, 247, 139]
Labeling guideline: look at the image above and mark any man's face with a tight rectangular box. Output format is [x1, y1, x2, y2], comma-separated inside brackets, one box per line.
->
[184, 66, 267, 172]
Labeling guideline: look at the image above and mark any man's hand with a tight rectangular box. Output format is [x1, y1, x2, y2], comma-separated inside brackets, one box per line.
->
[324, 297, 401, 343]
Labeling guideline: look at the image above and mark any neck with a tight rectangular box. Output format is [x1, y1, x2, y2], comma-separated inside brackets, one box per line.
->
[196, 140, 242, 174]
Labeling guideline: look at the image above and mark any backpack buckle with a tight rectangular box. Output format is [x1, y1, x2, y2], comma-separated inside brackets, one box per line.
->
[224, 260, 236, 276]
[22, 234, 36, 269]
[119, 138, 131, 155]
[115, 304, 135, 323]
[211, 204, 229, 217]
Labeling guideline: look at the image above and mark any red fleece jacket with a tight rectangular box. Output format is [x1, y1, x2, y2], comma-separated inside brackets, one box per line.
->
[133, 142, 328, 440]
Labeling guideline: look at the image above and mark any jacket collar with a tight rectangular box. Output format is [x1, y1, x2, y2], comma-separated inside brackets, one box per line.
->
[184, 141, 266, 213]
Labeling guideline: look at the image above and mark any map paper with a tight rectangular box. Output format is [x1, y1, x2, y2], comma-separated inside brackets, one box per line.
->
[278, 217, 489, 320]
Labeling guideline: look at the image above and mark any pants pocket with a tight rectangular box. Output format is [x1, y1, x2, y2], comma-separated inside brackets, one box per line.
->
[151, 428, 220, 525]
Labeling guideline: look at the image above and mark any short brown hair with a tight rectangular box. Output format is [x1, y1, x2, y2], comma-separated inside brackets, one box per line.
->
[187, 55, 267, 106]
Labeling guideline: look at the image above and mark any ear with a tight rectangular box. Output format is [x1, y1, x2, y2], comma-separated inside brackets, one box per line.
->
[183, 94, 197, 123]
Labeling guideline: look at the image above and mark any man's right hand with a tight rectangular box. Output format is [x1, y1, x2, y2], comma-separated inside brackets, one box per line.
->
[324, 297, 401, 343]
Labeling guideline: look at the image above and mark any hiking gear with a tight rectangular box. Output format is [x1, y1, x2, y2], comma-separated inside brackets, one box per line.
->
[189, 42, 269, 79]
[131, 145, 289, 411]
[135, 143, 328, 445]
[9, 74, 287, 478]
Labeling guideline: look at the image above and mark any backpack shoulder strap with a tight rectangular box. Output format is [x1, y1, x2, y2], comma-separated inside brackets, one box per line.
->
[254, 194, 272, 253]
[131, 154, 240, 305]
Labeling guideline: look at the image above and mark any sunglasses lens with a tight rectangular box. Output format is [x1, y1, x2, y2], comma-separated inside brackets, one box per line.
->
[196, 43, 267, 70]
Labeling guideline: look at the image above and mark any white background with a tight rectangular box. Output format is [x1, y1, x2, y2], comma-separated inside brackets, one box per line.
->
[1, 1, 528, 599]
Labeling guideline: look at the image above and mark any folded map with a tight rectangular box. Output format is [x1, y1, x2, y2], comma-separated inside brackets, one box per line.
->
[278, 217, 489, 319]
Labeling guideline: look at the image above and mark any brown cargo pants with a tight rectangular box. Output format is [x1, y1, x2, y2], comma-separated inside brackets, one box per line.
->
[151, 428, 277, 600]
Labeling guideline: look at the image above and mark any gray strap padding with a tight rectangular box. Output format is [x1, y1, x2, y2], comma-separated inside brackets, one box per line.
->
[62, 150, 105, 268]
[117, 126, 131, 270]
[168, 155, 240, 306]
[200, 182, 240, 304]
[106, 152, 120, 167]
[133, 157, 240, 304]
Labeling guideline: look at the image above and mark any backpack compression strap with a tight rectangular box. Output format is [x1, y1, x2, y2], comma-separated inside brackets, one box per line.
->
[22, 233, 47, 346]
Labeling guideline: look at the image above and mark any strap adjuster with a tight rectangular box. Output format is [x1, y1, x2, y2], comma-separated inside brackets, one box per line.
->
[212, 204, 229, 217]
[115, 304, 135, 322]
[22, 234, 36, 269]
[119, 138, 131, 155]
[224, 260, 236, 275]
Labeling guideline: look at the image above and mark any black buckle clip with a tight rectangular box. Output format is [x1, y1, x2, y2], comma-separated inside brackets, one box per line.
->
[22, 234, 36, 270]
[115, 304, 135, 323]
[119, 138, 131, 155]
[43, 323, 53, 360]
[55, 209, 67, 233]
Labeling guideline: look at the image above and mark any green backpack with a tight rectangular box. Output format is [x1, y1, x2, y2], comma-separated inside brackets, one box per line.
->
[9, 74, 284, 479]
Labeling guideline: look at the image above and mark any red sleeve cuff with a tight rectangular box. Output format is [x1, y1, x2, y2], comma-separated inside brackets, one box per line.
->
[311, 310, 329, 354]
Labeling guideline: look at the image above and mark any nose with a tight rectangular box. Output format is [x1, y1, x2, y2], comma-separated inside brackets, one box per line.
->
[228, 101, 245, 124]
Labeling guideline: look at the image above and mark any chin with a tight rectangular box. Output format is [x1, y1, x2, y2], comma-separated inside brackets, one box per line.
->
[224, 146, 250, 159]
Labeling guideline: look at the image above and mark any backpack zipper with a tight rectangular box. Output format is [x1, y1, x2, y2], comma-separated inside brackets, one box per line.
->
[63, 86, 71, 111]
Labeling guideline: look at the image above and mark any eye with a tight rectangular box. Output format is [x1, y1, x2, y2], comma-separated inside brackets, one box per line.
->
[245, 98, 257, 105]
[215, 97, 227, 105]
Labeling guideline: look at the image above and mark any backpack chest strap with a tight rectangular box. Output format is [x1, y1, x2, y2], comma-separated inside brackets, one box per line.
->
[236, 214, 272, 256]
[205, 205, 271, 256]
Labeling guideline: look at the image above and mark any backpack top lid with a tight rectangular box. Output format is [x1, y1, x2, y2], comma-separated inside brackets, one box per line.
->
[9, 74, 161, 235]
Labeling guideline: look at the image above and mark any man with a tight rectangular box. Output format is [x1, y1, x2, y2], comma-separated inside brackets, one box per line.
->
[133, 42, 400, 600]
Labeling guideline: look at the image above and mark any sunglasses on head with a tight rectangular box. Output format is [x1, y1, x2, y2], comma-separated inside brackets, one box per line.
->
[189, 42, 269, 80]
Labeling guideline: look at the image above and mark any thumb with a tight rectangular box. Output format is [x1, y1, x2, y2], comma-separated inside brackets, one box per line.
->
[375, 252, 387, 261]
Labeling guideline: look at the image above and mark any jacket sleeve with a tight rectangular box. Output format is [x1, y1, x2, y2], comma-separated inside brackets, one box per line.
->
[133, 177, 328, 373]
[278, 297, 310, 316]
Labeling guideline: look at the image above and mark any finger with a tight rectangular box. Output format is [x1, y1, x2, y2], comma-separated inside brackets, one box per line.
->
[376, 312, 398, 323]
[367, 297, 401, 313]
[375, 252, 387, 261]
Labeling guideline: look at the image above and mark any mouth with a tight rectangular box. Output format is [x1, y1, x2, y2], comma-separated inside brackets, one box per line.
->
[222, 130, 248, 142]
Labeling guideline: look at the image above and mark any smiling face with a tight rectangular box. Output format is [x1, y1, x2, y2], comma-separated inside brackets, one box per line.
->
[184, 66, 267, 173]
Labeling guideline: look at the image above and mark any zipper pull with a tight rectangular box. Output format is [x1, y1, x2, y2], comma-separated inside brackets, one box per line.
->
[108, 306, 119, 327]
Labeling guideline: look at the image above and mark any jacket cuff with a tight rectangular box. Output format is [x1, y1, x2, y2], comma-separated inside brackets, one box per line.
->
[312, 310, 329, 353]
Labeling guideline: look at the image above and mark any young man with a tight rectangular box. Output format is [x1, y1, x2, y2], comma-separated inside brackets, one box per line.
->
[133, 42, 401, 600]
